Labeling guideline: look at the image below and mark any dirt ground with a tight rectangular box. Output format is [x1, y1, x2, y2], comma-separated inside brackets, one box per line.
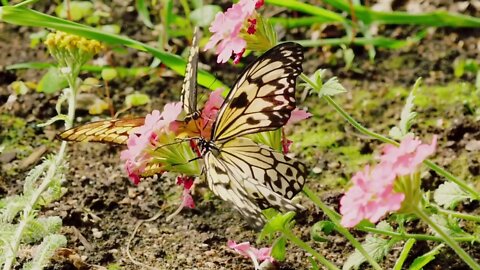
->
[1, 1, 479, 269]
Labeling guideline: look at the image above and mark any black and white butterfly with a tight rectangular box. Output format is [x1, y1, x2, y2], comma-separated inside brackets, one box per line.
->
[197, 42, 307, 226]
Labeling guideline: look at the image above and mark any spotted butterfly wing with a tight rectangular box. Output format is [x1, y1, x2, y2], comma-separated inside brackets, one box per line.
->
[201, 42, 306, 226]
[180, 27, 201, 122]
[211, 43, 303, 142]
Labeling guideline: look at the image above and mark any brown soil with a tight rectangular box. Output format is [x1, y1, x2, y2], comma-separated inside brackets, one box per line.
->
[1, 1, 479, 269]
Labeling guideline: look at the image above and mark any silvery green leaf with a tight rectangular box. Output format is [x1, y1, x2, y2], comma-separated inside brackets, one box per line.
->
[433, 182, 472, 209]
[319, 77, 347, 97]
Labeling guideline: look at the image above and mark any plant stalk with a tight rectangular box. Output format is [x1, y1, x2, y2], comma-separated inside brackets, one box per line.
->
[302, 186, 383, 270]
[412, 205, 480, 270]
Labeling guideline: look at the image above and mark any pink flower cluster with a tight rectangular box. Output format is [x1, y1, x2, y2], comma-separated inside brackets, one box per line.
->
[227, 240, 274, 269]
[205, 0, 264, 63]
[177, 176, 195, 209]
[120, 102, 183, 184]
[340, 135, 437, 227]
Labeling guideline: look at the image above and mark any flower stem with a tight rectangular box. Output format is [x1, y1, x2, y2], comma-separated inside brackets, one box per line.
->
[412, 205, 480, 270]
[434, 207, 480, 223]
[302, 186, 383, 270]
[281, 229, 340, 270]
[357, 225, 478, 243]
[299, 72, 480, 200]
[393, 238, 416, 270]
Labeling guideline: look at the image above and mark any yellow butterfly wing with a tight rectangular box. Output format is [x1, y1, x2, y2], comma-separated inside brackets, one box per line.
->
[211, 42, 304, 142]
[58, 118, 145, 144]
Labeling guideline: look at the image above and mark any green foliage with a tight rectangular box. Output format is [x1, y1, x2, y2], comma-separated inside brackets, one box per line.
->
[37, 67, 68, 94]
[429, 214, 470, 238]
[101, 67, 118, 81]
[392, 238, 416, 270]
[125, 92, 151, 107]
[0, 156, 67, 269]
[190, 5, 221, 27]
[0, 6, 226, 91]
[408, 244, 444, 270]
[389, 79, 420, 140]
[136, 0, 154, 28]
[433, 182, 474, 209]
[344, 222, 398, 270]
[249, 130, 282, 152]
[310, 221, 335, 242]
[55, 1, 93, 21]
[22, 234, 67, 270]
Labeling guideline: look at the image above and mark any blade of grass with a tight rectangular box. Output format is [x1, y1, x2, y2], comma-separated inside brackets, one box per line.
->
[7, 62, 152, 78]
[0, 6, 227, 91]
[265, 0, 347, 24]
[322, 0, 480, 27]
[270, 16, 338, 28]
[135, 0, 154, 28]
[294, 36, 414, 49]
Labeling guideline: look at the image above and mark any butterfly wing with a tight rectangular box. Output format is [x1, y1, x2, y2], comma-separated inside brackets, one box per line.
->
[58, 118, 145, 144]
[180, 27, 200, 121]
[204, 137, 306, 226]
[211, 42, 304, 142]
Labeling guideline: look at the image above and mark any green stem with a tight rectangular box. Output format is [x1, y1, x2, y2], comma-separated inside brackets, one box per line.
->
[358, 226, 478, 243]
[434, 207, 480, 223]
[412, 205, 480, 270]
[282, 229, 340, 270]
[299, 73, 480, 200]
[303, 186, 383, 270]
[393, 238, 416, 270]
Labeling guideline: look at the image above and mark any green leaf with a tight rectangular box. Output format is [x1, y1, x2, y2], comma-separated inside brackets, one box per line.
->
[311, 221, 335, 242]
[98, 24, 121, 34]
[393, 239, 416, 270]
[408, 244, 444, 270]
[343, 235, 392, 270]
[37, 67, 68, 94]
[429, 214, 469, 238]
[136, 0, 154, 28]
[389, 78, 420, 140]
[341, 45, 355, 70]
[433, 182, 473, 209]
[125, 92, 151, 107]
[319, 77, 347, 97]
[55, 1, 93, 21]
[190, 5, 222, 27]
[101, 68, 118, 81]
[0, 6, 226, 91]
[271, 236, 287, 261]
[22, 234, 67, 270]
[28, 29, 47, 47]
[260, 210, 296, 238]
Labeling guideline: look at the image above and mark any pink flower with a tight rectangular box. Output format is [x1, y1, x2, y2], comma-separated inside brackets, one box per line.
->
[227, 240, 274, 269]
[166, 176, 196, 221]
[177, 176, 195, 209]
[340, 163, 405, 227]
[120, 133, 152, 184]
[286, 108, 312, 125]
[120, 102, 183, 184]
[202, 88, 224, 122]
[281, 108, 311, 153]
[381, 135, 437, 176]
[205, 0, 263, 63]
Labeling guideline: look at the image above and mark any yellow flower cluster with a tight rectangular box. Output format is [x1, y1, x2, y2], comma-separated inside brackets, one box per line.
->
[45, 31, 105, 55]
